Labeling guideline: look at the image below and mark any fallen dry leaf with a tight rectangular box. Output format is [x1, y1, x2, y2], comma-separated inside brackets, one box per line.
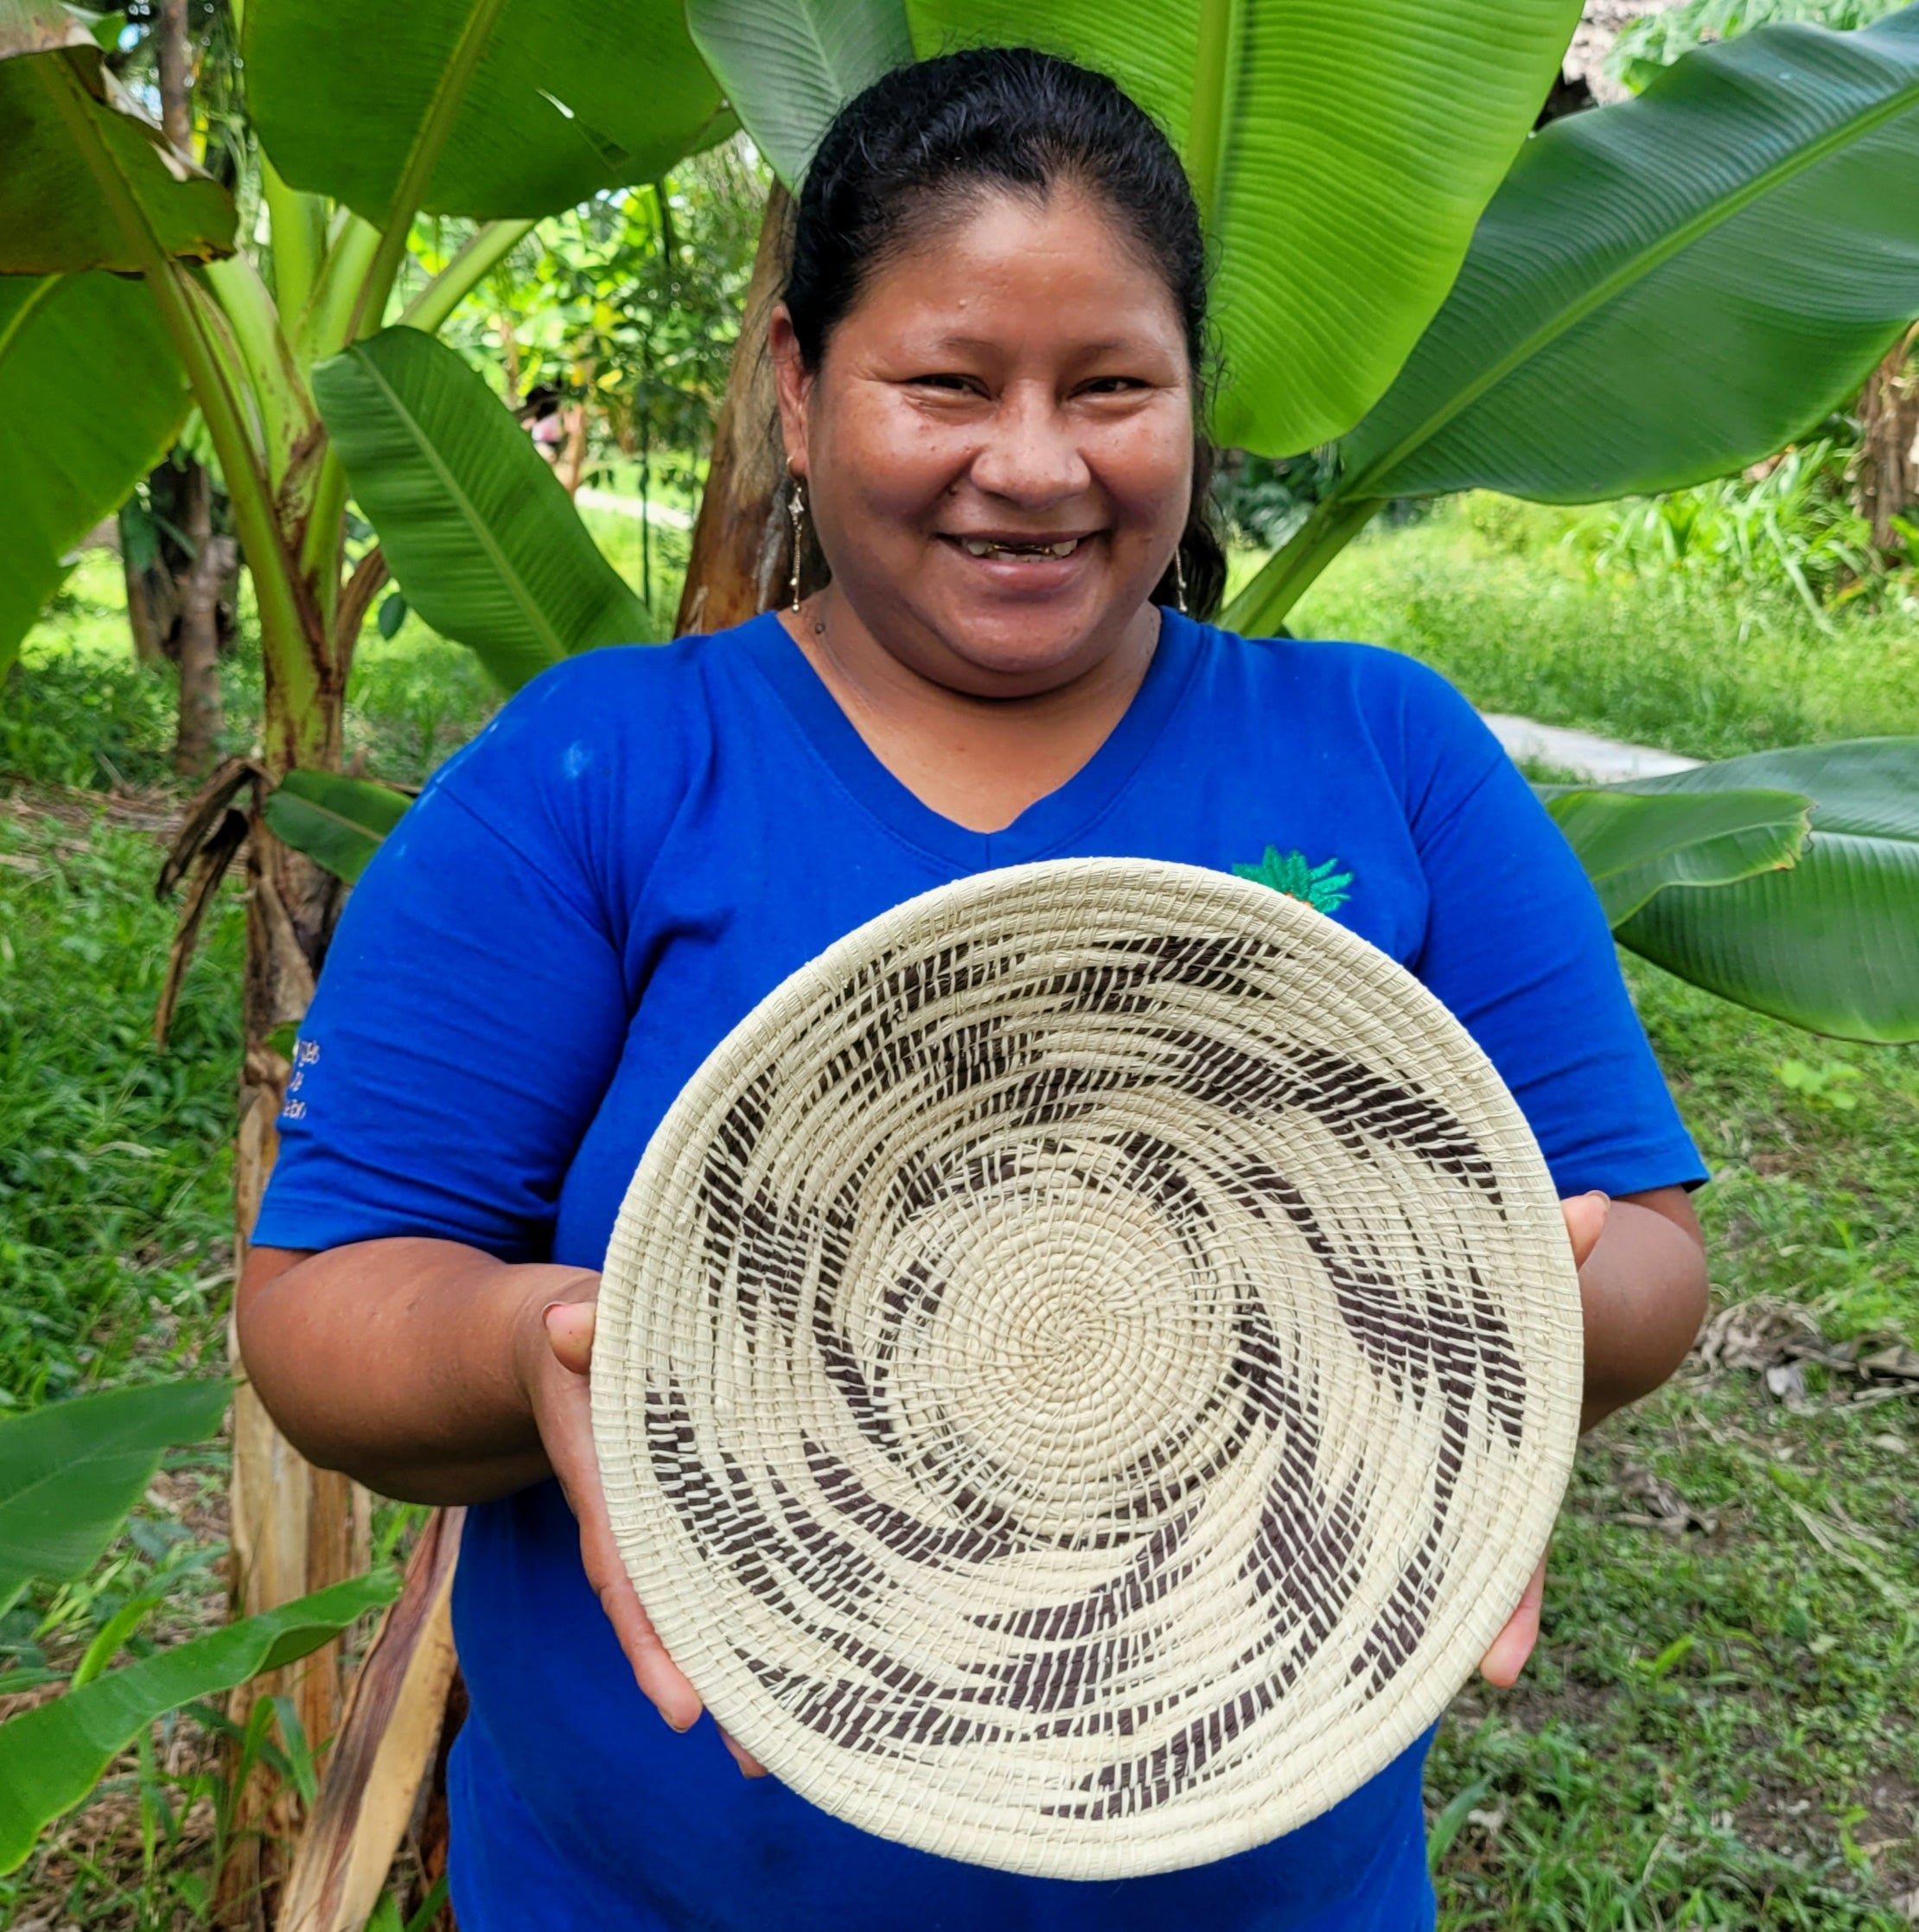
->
[1692, 1299, 1919, 1408]
[1607, 1463, 1719, 1536]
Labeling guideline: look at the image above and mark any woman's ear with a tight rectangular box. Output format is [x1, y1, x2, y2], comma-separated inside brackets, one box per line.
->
[769, 303, 812, 479]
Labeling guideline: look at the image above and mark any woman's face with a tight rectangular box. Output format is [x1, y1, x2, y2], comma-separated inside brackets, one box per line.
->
[772, 184, 1195, 697]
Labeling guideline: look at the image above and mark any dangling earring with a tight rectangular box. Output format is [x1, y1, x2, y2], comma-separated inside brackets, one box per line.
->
[1173, 546, 1189, 616]
[787, 472, 807, 613]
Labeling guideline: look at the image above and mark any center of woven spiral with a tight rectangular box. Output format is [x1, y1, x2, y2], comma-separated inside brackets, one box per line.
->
[879, 1159, 1241, 1536]
[1003, 1278, 1113, 1387]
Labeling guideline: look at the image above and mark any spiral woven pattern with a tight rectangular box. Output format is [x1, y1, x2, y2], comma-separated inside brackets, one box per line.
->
[595, 859, 1582, 1878]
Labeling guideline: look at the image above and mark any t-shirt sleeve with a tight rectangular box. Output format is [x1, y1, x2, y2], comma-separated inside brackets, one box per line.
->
[1387, 660, 1707, 1200]
[252, 675, 646, 1263]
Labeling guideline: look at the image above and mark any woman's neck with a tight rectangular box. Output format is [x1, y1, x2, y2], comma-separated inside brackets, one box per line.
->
[779, 591, 1161, 834]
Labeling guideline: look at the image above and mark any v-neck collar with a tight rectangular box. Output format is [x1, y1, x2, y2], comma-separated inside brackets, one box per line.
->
[736, 608, 1202, 870]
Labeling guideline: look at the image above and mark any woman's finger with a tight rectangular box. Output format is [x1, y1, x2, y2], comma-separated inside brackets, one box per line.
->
[718, 1726, 770, 1778]
[1561, 1190, 1610, 1272]
[1485, 1201, 1599, 1692]
[1479, 1553, 1547, 1687]
[544, 1296, 762, 1769]
[536, 1305, 705, 1731]
[577, 1502, 706, 1731]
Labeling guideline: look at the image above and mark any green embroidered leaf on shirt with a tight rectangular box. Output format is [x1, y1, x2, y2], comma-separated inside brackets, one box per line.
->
[1234, 846, 1355, 914]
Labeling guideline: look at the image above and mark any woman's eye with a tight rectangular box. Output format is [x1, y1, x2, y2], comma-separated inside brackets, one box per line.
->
[1081, 376, 1145, 396]
[910, 373, 979, 393]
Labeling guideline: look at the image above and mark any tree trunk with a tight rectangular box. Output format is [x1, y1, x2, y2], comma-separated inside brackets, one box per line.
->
[148, 0, 236, 776]
[673, 182, 794, 637]
[276, 1510, 464, 1932]
[558, 360, 594, 497]
[174, 460, 231, 775]
[124, 531, 168, 665]
[123, 455, 242, 754]
[155, 0, 193, 156]
[1852, 328, 1919, 553]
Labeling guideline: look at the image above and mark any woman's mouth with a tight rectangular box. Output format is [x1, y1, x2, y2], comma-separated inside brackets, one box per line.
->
[945, 534, 1089, 559]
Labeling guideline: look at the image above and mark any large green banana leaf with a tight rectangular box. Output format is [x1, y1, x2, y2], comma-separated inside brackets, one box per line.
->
[1341, 5, 1919, 502]
[0, 1380, 230, 1604]
[904, 0, 1583, 457]
[1544, 783, 1812, 926]
[1612, 740, 1919, 1042]
[245, 0, 726, 226]
[0, 272, 188, 674]
[0, 2, 236, 272]
[0, 1571, 398, 1874]
[263, 771, 411, 884]
[313, 328, 647, 691]
[687, 0, 913, 187]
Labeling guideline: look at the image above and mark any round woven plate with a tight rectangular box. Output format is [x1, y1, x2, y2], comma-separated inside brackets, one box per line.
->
[594, 858, 1582, 1878]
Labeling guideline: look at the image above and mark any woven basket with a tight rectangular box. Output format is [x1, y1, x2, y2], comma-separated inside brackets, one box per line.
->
[594, 858, 1582, 1878]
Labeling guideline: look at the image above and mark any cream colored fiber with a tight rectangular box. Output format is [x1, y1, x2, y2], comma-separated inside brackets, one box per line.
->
[593, 858, 1583, 1878]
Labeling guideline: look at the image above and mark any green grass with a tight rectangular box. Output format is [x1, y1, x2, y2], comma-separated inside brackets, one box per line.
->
[0, 788, 246, 1929]
[345, 622, 500, 787]
[3, 553, 500, 796]
[1, 566, 201, 794]
[577, 494, 697, 642]
[0, 805, 242, 1404]
[1290, 496, 1919, 761]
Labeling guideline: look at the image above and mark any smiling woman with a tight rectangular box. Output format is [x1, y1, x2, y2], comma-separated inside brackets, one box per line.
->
[234, 44, 1708, 1932]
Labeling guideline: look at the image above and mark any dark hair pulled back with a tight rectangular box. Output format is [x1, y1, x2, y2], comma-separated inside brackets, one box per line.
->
[782, 46, 1227, 622]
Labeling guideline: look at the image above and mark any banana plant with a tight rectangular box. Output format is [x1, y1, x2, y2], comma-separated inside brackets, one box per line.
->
[714, 0, 1587, 457]
[0, 271, 190, 669]
[1549, 743, 1919, 1043]
[326, 0, 1593, 660]
[0, 1380, 398, 1875]
[0, 0, 730, 1872]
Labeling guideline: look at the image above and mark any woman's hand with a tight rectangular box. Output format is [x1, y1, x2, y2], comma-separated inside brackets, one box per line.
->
[1477, 1190, 1612, 1687]
[524, 1285, 768, 1777]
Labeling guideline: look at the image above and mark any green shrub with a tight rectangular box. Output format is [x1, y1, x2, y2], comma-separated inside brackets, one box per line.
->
[1610, 0, 1912, 93]
[1572, 442, 1911, 621]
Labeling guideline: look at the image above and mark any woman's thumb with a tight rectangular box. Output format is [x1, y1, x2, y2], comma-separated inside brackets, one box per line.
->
[544, 1298, 597, 1374]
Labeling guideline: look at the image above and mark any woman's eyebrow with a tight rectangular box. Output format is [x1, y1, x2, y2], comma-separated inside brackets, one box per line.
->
[908, 333, 1157, 357]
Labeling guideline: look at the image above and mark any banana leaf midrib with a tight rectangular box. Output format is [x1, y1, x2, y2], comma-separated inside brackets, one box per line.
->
[1578, 805, 1813, 877]
[0, 272, 57, 365]
[340, 345, 573, 665]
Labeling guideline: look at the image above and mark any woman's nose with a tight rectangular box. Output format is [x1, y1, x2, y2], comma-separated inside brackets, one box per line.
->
[967, 390, 1092, 505]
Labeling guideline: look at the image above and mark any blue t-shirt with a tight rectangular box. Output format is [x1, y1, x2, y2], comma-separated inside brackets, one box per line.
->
[258, 610, 1704, 1932]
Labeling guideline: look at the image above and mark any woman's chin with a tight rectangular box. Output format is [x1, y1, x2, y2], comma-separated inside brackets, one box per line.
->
[914, 590, 1151, 693]
[921, 619, 1122, 692]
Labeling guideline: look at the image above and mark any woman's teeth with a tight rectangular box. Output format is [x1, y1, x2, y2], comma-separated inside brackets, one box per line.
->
[958, 537, 1081, 558]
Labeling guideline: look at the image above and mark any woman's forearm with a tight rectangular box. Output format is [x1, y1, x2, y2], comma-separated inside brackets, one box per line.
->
[237, 1238, 594, 1503]
[1577, 1189, 1709, 1431]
